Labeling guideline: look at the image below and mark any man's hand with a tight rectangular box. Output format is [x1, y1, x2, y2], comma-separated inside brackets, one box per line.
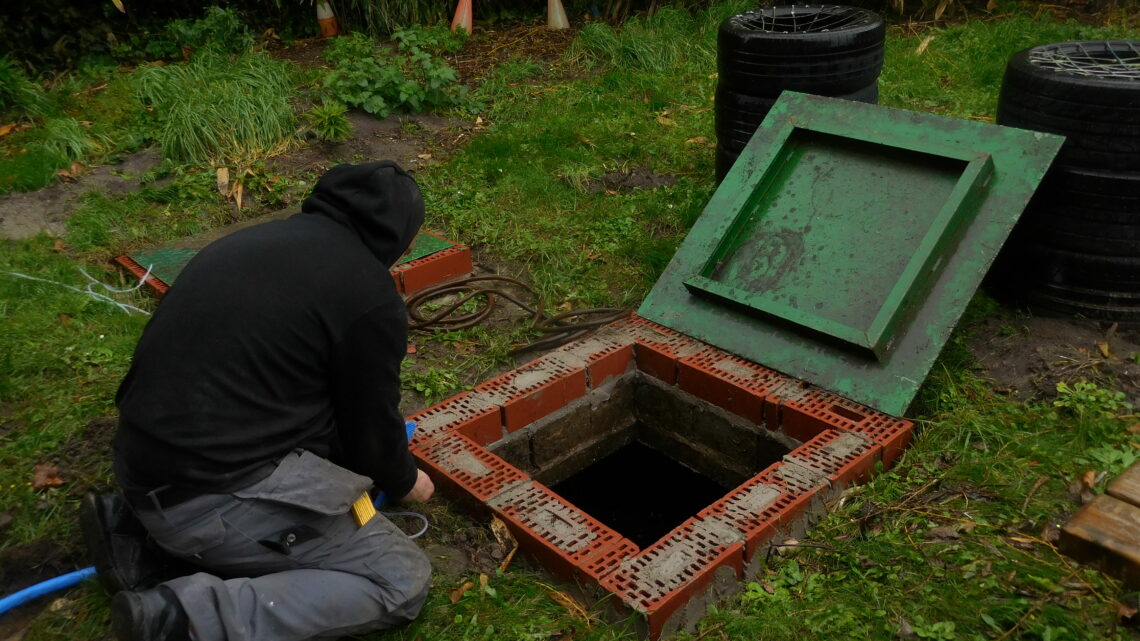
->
[400, 469, 435, 503]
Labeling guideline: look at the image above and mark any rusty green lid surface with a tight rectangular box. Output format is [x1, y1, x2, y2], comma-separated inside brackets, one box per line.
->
[640, 92, 1063, 416]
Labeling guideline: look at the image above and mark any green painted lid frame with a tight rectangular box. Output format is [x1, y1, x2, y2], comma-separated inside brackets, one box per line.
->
[639, 92, 1063, 416]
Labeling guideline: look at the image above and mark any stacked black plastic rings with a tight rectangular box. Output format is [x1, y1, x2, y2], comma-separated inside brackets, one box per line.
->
[715, 5, 885, 182]
[994, 41, 1140, 320]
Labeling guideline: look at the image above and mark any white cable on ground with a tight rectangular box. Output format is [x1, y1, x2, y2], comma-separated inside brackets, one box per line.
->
[3, 265, 155, 316]
[384, 511, 429, 539]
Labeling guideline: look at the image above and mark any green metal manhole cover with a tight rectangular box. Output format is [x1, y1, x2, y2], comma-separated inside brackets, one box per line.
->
[640, 92, 1063, 416]
[128, 231, 454, 287]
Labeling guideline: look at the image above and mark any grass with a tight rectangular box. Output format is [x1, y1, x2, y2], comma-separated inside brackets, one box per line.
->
[134, 49, 298, 164]
[4, 4, 1140, 641]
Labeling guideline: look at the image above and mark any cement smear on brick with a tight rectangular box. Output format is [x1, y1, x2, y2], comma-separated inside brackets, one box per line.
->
[774, 461, 826, 490]
[736, 483, 782, 515]
[820, 432, 871, 460]
[695, 516, 744, 547]
[486, 480, 598, 552]
[445, 451, 491, 477]
[714, 358, 760, 380]
[417, 408, 462, 434]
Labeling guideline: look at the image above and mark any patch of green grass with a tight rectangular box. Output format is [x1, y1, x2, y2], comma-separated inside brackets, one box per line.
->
[135, 50, 297, 164]
[880, 14, 1138, 119]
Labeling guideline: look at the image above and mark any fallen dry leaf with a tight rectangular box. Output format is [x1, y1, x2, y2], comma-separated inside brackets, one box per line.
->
[915, 35, 935, 56]
[417, 153, 432, 160]
[0, 124, 14, 137]
[934, 0, 950, 20]
[685, 136, 709, 145]
[987, 0, 998, 9]
[52, 239, 68, 252]
[232, 181, 244, 210]
[489, 516, 519, 573]
[56, 162, 85, 180]
[406, 344, 418, 355]
[449, 581, 474, 604]
[655, 115, 676, 127]
[32, 464, 65, 490]
[1128, 423, 1140, 435]
[925, 525, 962, 541]
[1069, 470, 1099, 504]
[111, 0, 126, 12]
[58, 314, 71, 326]
[1096, 340, 1112, 358]
[760, 581, 775, 594]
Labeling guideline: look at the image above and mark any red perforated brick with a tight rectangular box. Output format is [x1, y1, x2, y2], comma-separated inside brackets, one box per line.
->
[473, 358, 586, 432]
[407, 392, 502, 447]
[698, 462, 822, 561]
[784, 428, 881, 486]
[114, 255, 169, 296]
[556, 332, 635, 389]
[778, 390, 914, 467]
[394, 244, 473, 294]
[487, 480, 637, 582]
[677, 348, 792, 424]
[600, 517, 744, 639]
[627, 316, 708, 384]
[413, 432, 528, 502]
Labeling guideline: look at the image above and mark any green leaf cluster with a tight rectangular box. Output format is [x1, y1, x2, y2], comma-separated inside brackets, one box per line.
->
[321, 31, 473, 119]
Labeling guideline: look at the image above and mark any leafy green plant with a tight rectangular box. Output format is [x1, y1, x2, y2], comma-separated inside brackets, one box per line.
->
[305, 100, 353, 142]
[165, 6, 256, 56]
[135, 50, 296, 163]
[401, 361, 462, 405]
[321, 31, 472, 118]
[1054, 381, 1132, 419]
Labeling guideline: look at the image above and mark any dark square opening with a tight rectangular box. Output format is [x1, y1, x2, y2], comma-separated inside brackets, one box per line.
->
[488, 372, 799, 547]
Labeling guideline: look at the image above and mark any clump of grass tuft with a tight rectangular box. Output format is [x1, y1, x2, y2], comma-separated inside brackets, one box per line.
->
[305, 100, 353, 142]
[0, 55, 47, 117]
[135, 50, 297, 164]
[37, 117, 110, 163]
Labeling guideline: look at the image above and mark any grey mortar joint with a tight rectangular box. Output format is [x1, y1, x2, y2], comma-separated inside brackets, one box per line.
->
[486, 479, 533, 509]
[625, 540, 701, 597]
[769, 380, 810, 403]
[675, 343, 707, 359]
[544, 349, 589, 371]
[462, 394, 500, 413]
[416, 408, 462, 434]
[528, 502, 596, 551]
[694, 515, 745, 547]
[775, 460, 828, 490]
[444, 451, 490, 477]
[820, 432, 871, 459]
[734, 483, 782, 515]
[714, 358, 759, 380]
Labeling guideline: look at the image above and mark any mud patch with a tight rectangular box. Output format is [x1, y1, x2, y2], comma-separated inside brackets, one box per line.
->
[0, 150, 161, 240]
[968, 315, 1140, 405]
[586, 168, 677, 194]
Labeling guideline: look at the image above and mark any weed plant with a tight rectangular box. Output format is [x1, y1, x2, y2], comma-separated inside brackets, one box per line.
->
[135, 50, 296, 163]
[321, 30, 473, 118]
[305, 100, 353, 142]
[0, 56, 47, 117]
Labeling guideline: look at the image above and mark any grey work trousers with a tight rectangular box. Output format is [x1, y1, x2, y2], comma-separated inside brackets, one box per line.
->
[133, 451, 431, 641]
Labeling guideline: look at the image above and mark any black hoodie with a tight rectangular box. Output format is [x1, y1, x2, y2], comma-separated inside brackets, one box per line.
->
[114, 161, 423, 500]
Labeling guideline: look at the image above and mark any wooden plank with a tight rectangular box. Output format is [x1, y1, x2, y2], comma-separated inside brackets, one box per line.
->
[1060, 494, 1140, 588]
[1107, 462, 1140, 509]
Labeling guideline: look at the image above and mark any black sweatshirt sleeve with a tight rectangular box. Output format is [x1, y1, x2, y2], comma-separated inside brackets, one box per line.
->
[329, 304, 418, 500]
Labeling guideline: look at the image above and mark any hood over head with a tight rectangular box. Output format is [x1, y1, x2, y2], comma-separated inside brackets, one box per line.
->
[301, 161, 424, 267]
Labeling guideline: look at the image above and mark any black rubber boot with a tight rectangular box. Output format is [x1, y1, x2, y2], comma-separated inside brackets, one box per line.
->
[111, 586, 190, 641]
[79, 492, 191, 594]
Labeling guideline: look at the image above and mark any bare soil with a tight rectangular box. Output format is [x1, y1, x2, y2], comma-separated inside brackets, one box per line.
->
[968, 315, 1140, 406]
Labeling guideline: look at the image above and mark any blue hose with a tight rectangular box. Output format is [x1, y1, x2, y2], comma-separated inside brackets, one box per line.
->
[0, 566, 97, 616]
